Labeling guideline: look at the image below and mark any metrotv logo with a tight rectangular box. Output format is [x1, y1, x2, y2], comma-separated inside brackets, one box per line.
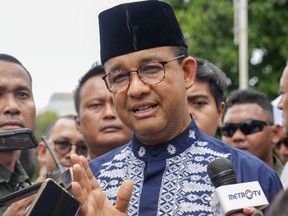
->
[228, 189, 262, 200]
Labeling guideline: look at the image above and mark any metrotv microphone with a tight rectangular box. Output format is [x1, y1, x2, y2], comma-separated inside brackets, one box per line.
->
[207, 158, 269, 215]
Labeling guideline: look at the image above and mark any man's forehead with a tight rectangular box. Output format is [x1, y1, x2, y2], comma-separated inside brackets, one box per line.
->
[0, 60, 29, 75]
[226, 103, 266, 117]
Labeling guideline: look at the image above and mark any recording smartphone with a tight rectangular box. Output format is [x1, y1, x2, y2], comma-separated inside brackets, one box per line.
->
[0, 128, 38, 151]
[56, 168, 73, 192]
[26, 178, 80, 216]
[0, 182, 42, 207]
[0, 168, 73, 207]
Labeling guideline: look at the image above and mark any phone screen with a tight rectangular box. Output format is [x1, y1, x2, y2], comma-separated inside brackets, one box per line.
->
[56, 168, 73, 191]
[0, 128, 38, 151]
[26, 179, 80, 216]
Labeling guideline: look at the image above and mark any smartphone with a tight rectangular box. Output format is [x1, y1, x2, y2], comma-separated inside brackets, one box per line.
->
[56, 168, 73, 192]
[0, 169, 73, 207]
[26, 178, 80, 216]
[0, 128, 38, 151]
[0, 182, 42, 207]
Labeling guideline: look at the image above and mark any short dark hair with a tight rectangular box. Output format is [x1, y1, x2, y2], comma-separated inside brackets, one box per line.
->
[0, 53, 32, 82]
[170, 46, 188, 61]
[225, 89, 274, 120]
[45, 114, 75, 138]
[73, 63, 105, 114]
[195, 57, 227, 110]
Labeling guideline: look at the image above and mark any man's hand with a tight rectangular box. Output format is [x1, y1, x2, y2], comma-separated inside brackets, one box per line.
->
[229, 207, 264, 216]
[71, 154, 133, 216]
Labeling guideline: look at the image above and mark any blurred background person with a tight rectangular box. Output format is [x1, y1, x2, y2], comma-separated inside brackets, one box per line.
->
[187, 57, 227, 137]
[277, 64, 288, 188]
[262, 64, 288, 216]
[36, 114, 87, 181]
[73, 63, 132, 160]
[275, 136, 288, 188]
[221, 89, 283, 175]
[271, 95, 287, 165]
[274, 136, 288, 165]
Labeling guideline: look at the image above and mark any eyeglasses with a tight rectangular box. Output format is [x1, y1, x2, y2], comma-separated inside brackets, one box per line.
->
[102, 55, 186, 93]
[220, 119, 273, 137]
[53, 140, 88, 157]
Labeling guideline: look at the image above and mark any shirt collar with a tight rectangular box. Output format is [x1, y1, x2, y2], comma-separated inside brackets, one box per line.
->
[131, 115, 201, 161]
[0, 161, 30, 184]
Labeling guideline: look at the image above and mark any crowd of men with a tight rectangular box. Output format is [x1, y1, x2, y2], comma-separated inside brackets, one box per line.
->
[1, 1, 288, 216]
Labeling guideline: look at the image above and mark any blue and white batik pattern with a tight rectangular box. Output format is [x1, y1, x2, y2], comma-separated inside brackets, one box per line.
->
[94, 129, 231, 215]
[90, 118, 283, 216]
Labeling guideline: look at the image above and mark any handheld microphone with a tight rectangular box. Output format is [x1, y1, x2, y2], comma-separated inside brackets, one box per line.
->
[207, 158, 269, 216]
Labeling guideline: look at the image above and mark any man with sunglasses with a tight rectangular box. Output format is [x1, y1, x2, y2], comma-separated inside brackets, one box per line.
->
[70, 1, 282, 215]
[221, 89, 284, 175]
[37, 115, 87, 181]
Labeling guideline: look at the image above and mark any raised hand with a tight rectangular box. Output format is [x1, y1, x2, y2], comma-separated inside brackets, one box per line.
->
[71, 154, 133, 216]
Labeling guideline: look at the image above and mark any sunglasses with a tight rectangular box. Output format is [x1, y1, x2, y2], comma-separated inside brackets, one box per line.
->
[220, 119, 273, 137]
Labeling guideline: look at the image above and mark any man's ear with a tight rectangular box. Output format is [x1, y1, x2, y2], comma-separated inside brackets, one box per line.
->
[182, 56, 196, 89]
[217, 102, 226, 128]
[272, 124, 285, 145]
[37, 141, 47, 166]
[74, 115, 81, 133]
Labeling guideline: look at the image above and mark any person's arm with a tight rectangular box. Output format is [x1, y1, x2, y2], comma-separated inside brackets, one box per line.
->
[71, 154, 133, 216]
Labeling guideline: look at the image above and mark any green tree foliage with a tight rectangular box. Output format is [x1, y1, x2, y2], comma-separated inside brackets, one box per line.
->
[34, 111, 59, 141]
[167, 0, 288, 100]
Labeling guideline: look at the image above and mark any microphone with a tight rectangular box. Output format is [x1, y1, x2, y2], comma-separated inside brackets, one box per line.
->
[207, 158, 269, 215]
[41, 135, 65, 179]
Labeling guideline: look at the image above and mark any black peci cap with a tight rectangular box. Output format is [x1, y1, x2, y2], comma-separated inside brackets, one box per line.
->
[98, 0, 187, 64]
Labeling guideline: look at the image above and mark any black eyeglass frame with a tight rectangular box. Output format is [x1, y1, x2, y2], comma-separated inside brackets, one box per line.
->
[102, 55, 186, 93]
[220, 119, 273, 137]
[52, 140, 88, 156]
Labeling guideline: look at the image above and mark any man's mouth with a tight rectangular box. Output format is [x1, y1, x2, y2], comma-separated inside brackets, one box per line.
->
[0, 121, 23, 130]
[132, 104, 158, 113]
[101, 125, 121, 132]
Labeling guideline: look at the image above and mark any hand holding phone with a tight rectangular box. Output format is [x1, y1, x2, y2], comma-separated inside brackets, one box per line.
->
[0, 168, 73, 207]
[26, 178, 80, 216]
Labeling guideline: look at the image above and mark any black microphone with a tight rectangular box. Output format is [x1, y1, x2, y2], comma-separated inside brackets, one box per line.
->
[207, 157, 237, 188]
[207, 158, 269, 215]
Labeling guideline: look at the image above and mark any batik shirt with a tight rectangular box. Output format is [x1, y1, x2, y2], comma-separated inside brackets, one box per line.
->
[90, 118, 283, 216]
